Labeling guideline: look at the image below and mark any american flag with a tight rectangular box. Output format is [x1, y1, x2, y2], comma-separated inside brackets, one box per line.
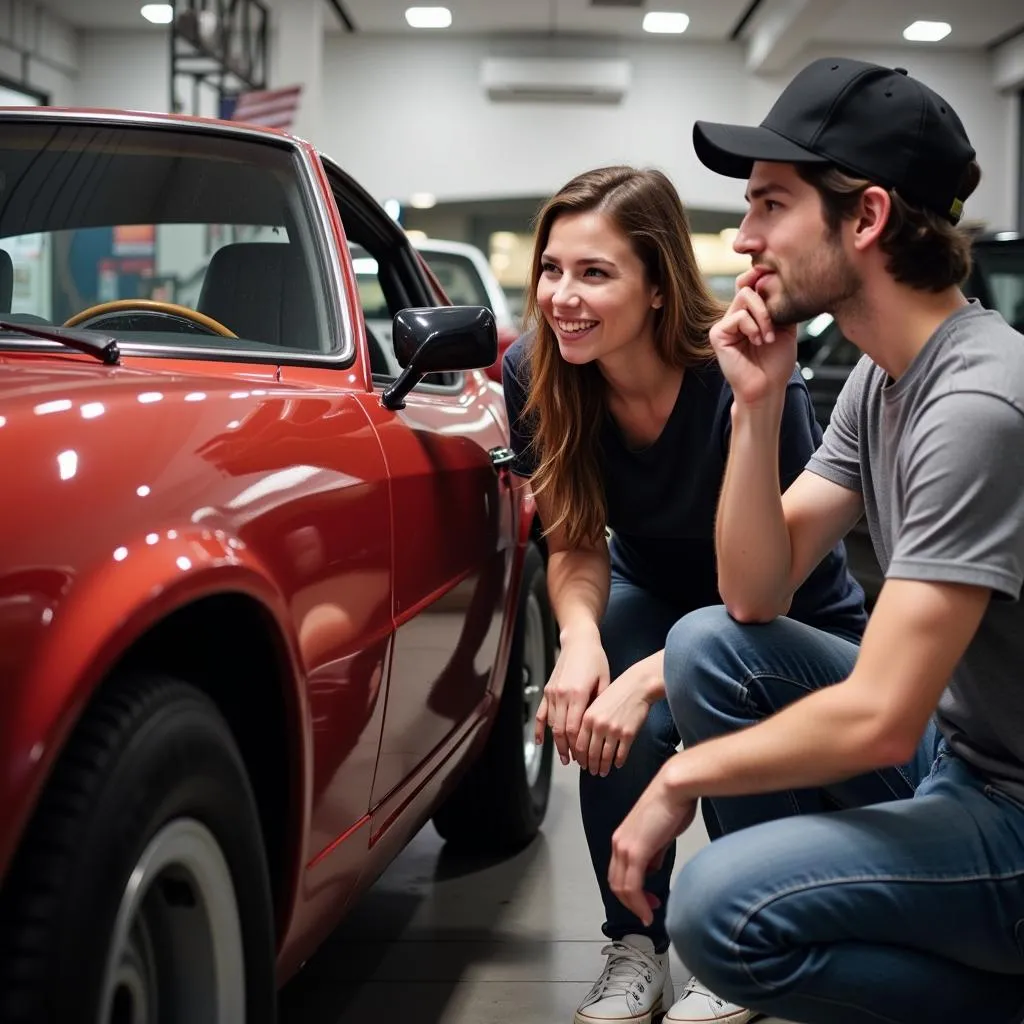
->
[225, 85, 303, 130]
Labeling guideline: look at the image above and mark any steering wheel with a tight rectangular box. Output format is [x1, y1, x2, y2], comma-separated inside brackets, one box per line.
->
[64, 300, 237, 338]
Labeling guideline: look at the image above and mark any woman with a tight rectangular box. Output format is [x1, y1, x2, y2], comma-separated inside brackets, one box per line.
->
[501, 166, 867, 1024]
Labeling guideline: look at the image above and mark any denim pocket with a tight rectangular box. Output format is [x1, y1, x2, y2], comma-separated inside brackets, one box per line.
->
[984, 783, 1024, 815]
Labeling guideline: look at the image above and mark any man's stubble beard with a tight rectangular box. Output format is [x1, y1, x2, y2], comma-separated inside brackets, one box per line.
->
[767, 236, 861, 327]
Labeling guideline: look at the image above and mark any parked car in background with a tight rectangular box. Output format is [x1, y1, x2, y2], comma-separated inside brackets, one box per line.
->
[799, 232, 1024, 601]
[354, 237, 519, 384]
[0, 107, 556, 1023]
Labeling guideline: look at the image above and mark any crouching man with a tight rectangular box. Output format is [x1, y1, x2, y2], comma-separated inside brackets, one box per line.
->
[609, 57, 1024, 1024]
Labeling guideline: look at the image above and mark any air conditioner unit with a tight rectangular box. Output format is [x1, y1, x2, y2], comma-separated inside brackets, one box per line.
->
[480, 57, 632, 104]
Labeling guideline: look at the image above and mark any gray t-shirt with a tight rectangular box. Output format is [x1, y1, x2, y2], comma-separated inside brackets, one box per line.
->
[807, 301, 1024, 797]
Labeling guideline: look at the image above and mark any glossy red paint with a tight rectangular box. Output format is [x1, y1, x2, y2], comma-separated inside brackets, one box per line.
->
[0, 109, 538, 992]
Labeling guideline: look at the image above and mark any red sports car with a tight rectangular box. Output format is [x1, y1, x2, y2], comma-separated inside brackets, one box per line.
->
[0, 108, 555, 1023]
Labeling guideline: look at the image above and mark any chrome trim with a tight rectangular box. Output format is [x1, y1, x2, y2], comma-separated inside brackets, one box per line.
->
[0, 109, 356, 368]
[294, 146, 354, 364]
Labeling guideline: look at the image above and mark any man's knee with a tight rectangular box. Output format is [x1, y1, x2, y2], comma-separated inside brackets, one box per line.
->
[667, 838, 771, 1007]
[664, 606, 749, 739]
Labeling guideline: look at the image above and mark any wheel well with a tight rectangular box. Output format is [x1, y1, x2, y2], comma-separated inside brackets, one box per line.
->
[115, 594, 295, 943]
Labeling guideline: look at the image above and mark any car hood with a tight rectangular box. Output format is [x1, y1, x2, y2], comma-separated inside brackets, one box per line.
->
[0, 355, 291, 564]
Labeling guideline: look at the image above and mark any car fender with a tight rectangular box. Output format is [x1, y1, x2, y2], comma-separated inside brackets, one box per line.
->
[0, 523, 311, 885]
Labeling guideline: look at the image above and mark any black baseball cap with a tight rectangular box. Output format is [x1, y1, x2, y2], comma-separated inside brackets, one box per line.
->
[693, 57, 977, 224]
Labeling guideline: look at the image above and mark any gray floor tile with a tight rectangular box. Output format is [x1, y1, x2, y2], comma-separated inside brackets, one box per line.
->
[280, 762, 709, 1023]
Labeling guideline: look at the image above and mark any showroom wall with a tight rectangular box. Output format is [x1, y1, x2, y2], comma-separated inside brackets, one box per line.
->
[13, 22, 1023, 232]
[0, 0, 76, 104]
[76, 30, 170, 116]
[318, 33, 1017, 229]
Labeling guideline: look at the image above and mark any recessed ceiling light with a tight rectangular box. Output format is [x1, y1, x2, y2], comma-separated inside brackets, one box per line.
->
[140, 3, 173, 24]
[643, 11, 690, 34]
[903, 20, 951, 42]
[409, 192, 437, 209]
[405, 7, 452, 29]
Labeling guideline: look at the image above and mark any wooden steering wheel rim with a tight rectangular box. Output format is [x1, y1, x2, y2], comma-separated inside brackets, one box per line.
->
[64, 299, 237, 338]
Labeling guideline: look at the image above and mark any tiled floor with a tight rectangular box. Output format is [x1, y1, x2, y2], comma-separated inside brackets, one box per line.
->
[278, 763, 786, 1023]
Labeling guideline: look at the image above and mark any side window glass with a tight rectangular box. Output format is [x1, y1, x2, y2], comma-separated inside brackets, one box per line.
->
[350, 246, 402, 377]
[349, 242, 457, 388]
[417, 252, 488, 306]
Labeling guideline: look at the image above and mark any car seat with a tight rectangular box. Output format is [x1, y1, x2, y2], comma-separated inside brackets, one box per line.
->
[197, 242, 323, 351]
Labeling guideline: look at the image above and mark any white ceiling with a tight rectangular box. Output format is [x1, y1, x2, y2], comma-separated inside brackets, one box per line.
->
[814, 0, 1023, 49]
[335, 0, 751, 40]
[40, 0, 1024, 50]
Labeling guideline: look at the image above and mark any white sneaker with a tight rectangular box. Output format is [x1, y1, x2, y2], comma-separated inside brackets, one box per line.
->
[574, 934, 674, 1024]
[664, 975, 759, 1023]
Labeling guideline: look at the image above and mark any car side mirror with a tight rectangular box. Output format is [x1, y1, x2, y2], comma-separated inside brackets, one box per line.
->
[381, 305, 497, 410]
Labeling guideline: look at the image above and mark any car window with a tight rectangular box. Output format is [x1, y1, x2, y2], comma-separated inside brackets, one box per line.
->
[416, 251, 489, 308]
[349, 243, 457, 387]
[797, 314, 852, 366]
[973, 245, 1024, 333]
[811, 329, 861, 368]
[0, 122, 334, 357]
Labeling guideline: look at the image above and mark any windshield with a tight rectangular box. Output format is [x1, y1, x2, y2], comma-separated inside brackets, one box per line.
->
[0, 120, 331, 354]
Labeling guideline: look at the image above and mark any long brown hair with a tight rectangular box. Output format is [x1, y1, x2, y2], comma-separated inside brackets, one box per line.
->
[519, 165, 724, 547]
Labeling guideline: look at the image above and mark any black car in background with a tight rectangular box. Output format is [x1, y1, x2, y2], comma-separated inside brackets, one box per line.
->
[798, 232, 1024, 602]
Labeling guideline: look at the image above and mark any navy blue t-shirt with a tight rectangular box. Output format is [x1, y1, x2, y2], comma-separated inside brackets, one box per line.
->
[502, 333, 866, 639]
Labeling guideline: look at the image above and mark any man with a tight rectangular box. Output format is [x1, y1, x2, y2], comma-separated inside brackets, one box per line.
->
[607, 57, 1024, 1024]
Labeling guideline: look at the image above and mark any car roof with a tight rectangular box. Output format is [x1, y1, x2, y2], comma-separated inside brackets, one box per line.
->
[0, 105, 303, 145]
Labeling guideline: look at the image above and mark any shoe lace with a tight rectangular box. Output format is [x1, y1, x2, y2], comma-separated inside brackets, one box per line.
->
[587, 942, 661, 1001]
[682, 975, 727, 1009]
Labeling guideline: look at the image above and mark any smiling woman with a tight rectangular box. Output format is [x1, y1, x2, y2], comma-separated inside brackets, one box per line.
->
[500, 164, 867, 1024]
[515, 166, 722, 547]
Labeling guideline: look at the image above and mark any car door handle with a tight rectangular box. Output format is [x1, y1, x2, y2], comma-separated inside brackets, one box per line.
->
[489, 446, 516, 468]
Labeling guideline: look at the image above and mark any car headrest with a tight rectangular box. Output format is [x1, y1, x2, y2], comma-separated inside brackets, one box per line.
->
[197, 242, 321, 350]
[0, 249, 13, 313]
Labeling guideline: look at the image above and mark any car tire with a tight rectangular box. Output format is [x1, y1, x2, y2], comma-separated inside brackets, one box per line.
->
[0, 675, 277, 1024]
[432, 542, 556, 852]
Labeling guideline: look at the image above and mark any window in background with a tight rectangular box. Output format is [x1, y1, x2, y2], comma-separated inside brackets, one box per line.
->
[1018, 87, 1023, 234]
[487, 231, 533, 322]
[691, 230, 748, 302]
[418, 251, 489, 307]
[974, 245, 1024, 333]
[0, 80, 47, 106]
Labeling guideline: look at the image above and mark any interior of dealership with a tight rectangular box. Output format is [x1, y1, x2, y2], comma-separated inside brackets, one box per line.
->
[1, 1, 1023, 1023]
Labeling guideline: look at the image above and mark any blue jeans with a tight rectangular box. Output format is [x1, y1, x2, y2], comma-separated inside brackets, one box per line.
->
[579, 562, 689, 952]
[664, 606, 1024, 1024]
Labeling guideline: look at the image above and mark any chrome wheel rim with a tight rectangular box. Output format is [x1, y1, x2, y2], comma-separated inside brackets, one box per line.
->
[98, 818, 245, 1024]
[521, 590, 548, 787]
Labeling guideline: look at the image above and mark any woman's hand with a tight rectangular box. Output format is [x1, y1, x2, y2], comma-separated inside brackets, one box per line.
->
[575, 651, 664, 776]
[710, 266, 798, 408]
[535, 625, 610, 765]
